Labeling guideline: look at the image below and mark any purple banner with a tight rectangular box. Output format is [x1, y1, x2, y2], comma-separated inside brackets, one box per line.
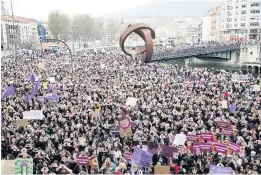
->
[147, 142, 158, 154]
[162, 145, 178, 158]
[209, 165, 233, 174]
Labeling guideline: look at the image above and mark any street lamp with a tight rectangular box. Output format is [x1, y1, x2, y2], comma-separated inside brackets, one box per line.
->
[40, 38, 73, 80]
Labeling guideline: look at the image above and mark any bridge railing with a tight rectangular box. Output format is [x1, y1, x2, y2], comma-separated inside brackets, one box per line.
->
[151, 43, 241, 60]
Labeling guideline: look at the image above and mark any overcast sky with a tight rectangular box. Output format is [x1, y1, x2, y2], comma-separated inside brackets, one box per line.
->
[3, 0, 223, 21]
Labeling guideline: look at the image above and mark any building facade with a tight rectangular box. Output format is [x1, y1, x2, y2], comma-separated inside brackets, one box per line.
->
[221, 0, 261, 41]
[201, 5, 223, 42]
[1, 15, 40, 49]
[155, 20, 199, 44]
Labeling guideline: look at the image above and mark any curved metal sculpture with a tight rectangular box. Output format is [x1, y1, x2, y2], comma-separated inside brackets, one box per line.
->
[119, 23, 155, 63]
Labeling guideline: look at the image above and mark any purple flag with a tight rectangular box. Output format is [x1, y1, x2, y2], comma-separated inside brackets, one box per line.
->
[37, 96, 45, 101]
[147, 142, 158, 154]
[229, 104, 236, 113]
[45, 94, 59, 101]
[162, 145, 178, 158]
[249, 122, 255, 129]
[209, 165, 233, 174]
[24, 82, 39, 101]
[27, 74, 35, 83]
[1, 84, 15, 101]
[48, 84, 56, 92]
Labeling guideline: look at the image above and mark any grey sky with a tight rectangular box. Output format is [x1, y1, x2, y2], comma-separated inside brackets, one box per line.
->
[3, 0, 223, 21]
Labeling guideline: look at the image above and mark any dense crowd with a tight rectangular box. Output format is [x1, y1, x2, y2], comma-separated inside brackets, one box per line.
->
[153, 42, 241, 60]
[1, 47, 261, 175]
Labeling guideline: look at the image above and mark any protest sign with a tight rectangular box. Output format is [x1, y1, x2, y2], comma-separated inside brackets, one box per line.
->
[76, 156, 89, 165]
[1, 160, 15, 174]
[200, 132, 214, 141]
[216, 121, 230, 128]
[147, 142, 158, 154]
[23, 110, 44, 120]
[15, 158, 33, 175]
[199, 143, 213, 152]
[91, 110, 99, 118]
[16, 119, 29, 127]
[173, 134, 186, 145]
[142, 145, 148, 152]
[126, 97, 139, 107]
[227, 142, 240, 153]
[221, 100, 228, 108]
[213, 143, 227, 154]
[186, 134, 199, 142]
[38, 62, 44, 69]
[162, 145, 178, 158]
[254, 85, 260, 92]
[79, 137, 86, 145]
[231, 74, 249, 82]
[229, 104, 236, 113]
[209, 165, 233, 174]
[139, 149, 153, 168]
[222, 128, 235, 136]
[120, 127, 133, 137]
[37, 96, 45, 101]
[154, 166, 170, 174]
[48, 77, 55, 83]
[42, 82, 48, 89]
[124, 152, 132, 161]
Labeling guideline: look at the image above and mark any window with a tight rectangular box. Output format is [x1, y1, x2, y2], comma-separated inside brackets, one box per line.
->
[251, 3, 260, 7]
[241, 23, 245, 27]
[235, 18, 238, 21]
[242, 4, 247, 8]
[241, 10, 246, 14]
[250, 22, 259, 26]
[227, 12, 232, 16]
[235, 5, 239, 9]
[227, 18, 232, 22]
[251, 9, 260, 13]
[226, 24, 232, 28]
[235, 24, 238, 27]
[250, 16, 260, 20]
[250, 29, 258, 33]
[241, 16, 246, 21]
[227, 5, 233, 10]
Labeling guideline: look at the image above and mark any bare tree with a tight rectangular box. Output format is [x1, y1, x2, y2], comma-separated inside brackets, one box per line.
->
[71, 14, 101, 41]
[48, 10, 70, 40]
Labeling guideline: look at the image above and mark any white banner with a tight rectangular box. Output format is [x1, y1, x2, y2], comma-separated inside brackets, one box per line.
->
[232, 75, 249, 82]
[48, 77, 55, 83]
[23, 110, 44, 120]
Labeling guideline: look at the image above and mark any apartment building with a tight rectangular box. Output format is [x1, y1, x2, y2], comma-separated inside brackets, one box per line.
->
[1, 15, 41, 49]
[221, 0, 261, 41]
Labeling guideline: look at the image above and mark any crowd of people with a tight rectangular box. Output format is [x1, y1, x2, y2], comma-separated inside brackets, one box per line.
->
[153, 42, 241, 60]
[1, 46, 261, 175]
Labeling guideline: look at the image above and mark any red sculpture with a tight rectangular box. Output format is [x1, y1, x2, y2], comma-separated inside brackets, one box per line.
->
[119, 23, 155, 63]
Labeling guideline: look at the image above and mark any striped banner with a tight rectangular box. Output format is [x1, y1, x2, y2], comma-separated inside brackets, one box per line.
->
[227, 142, 241, 153]
[222, 128, 235, 136]
[213, 143, 227, 154]
[124, 152, 132, 161]
[187, 134, 199, 142]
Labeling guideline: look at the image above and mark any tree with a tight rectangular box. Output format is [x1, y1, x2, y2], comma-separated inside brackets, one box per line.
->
[71, 14, 101, 41]
[48, 10, 70, 40]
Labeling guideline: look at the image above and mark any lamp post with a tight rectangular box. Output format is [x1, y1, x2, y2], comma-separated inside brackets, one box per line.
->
[10, 0, 17, 60]
[39, 37, 43, 57]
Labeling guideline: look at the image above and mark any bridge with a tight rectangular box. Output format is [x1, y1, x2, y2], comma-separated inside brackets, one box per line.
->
[151, 43, 241, 61]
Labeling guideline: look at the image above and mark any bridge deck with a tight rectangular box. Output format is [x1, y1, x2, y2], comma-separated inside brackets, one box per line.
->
[151, 43, 241, 60]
